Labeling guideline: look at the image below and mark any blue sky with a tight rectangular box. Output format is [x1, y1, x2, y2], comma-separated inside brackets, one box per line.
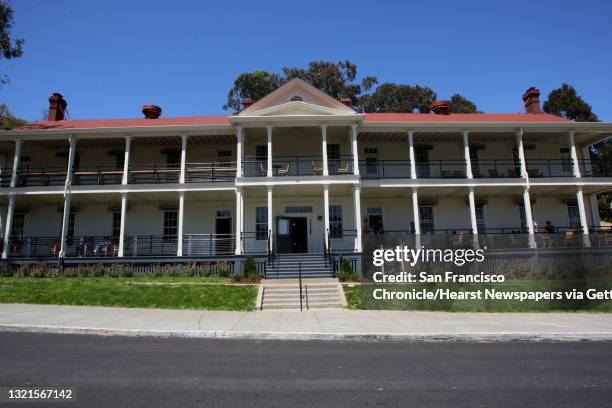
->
[2, 0, 612, 122]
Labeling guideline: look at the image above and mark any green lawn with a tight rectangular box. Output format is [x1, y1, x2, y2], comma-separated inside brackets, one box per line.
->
[0, 277, 258, 311]
[343, 278, 612, 312]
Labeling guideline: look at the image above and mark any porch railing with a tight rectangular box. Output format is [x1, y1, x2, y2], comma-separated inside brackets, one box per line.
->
[123, 236, 178, 256]
[242, 155, 354, 177]
[128, 164, 180, 184]
[181, 233, 235, 256]
[579, 159, 612, 177]
[72, 166, 123, 185]
[242, 231, 268, 254]
[186, 162, 237, 182]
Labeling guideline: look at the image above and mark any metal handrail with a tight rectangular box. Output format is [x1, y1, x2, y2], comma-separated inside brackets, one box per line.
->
[298, 261, 303, 311]
[304, 283, 309, 310]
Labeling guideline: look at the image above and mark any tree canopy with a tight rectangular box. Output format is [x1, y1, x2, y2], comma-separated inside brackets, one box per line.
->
[449, 94, 480, 113]
[0, 0, 24, 87]
[360, 83, 437, 113]
[543, 83, 598, 122]
[0, 103, 25, 129]
[223, 60, 483, 114]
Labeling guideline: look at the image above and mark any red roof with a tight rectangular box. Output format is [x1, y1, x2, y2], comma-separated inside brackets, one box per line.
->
[16, 115, 230, 130]
[14, 112, 571, 131]
[363, 112, 572, 123]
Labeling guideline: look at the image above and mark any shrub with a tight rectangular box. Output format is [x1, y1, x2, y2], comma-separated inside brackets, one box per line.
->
[243, 256, 258, 281]
[218, 262, 231, 277]
[337, 258, 359, 282]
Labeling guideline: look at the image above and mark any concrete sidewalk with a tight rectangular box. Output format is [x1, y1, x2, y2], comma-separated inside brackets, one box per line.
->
[1, 303, 612, 341]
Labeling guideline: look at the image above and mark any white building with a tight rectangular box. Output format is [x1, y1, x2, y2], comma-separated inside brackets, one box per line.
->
[1, 79, 611, 275]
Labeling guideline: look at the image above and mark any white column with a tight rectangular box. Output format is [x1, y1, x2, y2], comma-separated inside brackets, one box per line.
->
[463, 131, 473, 179]
[65, 135, 76, 186]
[236, 127, 243, 178]
[321, 125, 329, 176]
[58, 194, 71, 258]
[412, 188, 420, 234]
[408, 131, 416, 179]
[118, 193, 127, 257]
[581, 146, 593, 176]
[122, 136, 131, 185]
[59, 136, 77, 259]
[350, 125, 359, 176]
[516, 129, 528, 179]
[235, 188, 242, 255]
[267, 186, 273, 249]
[1, 196, 15, 259]
[353, 185, 362, 252]
[522, 187, 536, 248]
[576, 187, 589, 234]
[568, 130, 581, 178]
[10, 139, 22, 188]
[177, 192, 185, 256]
[180, 134, 187, 183]
[266, 126, 273, 177]
[468, 187, 478, 235]
[323, 185, 330, 247]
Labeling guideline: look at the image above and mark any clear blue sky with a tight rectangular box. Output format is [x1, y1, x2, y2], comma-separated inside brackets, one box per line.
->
[2, 0, 612, 122]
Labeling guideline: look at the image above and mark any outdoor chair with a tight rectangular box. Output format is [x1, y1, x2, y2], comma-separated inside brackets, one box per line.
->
[277, 163, 290, 176]
[259, 162, 267, 176]
[336, 163, 351, 175]
[312, 162, 323, 175]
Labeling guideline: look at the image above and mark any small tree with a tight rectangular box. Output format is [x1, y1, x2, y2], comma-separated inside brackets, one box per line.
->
[242, 256, 258, 280]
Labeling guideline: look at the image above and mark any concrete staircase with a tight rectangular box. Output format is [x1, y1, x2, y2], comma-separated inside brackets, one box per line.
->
[259, 278, 345, 310]
[265, 253, 333, 279]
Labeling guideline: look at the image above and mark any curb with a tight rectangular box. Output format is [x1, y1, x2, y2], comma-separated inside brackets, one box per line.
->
[2, 324, 612, 342]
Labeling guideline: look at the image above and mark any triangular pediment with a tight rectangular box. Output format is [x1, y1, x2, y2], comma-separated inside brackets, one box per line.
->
[239, 78, 356, 116]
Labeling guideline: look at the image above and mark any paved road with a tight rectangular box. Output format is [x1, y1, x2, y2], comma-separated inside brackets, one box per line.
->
[0, 333, 611, 407]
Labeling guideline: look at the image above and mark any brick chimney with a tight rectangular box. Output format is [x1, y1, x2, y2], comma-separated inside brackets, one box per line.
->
[339, 96, 352, 107]
[142, 104, 162, 119]
[522, 87, 542, 114]
[431, 100, 451, 115]
[48, 93, 67, 121]
[242, 97, 254, 110]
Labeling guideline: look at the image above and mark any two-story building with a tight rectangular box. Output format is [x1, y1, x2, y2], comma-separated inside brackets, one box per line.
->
[1, 79, 611, 276]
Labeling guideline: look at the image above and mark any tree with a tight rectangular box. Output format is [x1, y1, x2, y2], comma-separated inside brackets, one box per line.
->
[223, 60, 377, 111]
[282, 60, 377, 102]
[0, 103, 25, 129]
[543, 84, 598, 122]
[359, 83, 436, 113]
[449, 94, 480, 113]
[223, 71, 284, 111]
[0, 0, 24, 86]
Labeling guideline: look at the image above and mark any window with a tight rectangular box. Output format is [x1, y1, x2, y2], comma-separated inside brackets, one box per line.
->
[329, 205, 343, 239]
[290, 95, 303, 102]
[560, 148, 571, 173]
[518, 203, 528, 233]
[112, 212, 122, 241]
[114, 154, 125, 169]
[255, 145, 267, 161]
[11, 213, 24, 240]
[67, 213, 75, 240]
[255, 207, 268, 240]
[469, 147, 480, 177]
[415, 147, 430, 178]
[419, 206, 434, 234]
[327, 144, 340, 161]
[217, 150, 232, 166]
[163, 211, 178, 240]
[165, 151, 180, 167]
[364, 147, 379, 175]
[567, 203, 581, 230]
[475, 205, 486, 232]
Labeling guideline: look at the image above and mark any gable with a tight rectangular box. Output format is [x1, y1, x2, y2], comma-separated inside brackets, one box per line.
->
[239, 78, 356, 116]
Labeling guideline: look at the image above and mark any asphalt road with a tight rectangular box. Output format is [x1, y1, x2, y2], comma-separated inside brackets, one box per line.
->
[0, 333, 611, 407]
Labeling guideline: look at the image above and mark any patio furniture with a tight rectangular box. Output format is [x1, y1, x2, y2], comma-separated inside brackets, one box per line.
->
[336, 163, 351, 175]
[312, 162, 323, 175]
[277, 163, 290, 176]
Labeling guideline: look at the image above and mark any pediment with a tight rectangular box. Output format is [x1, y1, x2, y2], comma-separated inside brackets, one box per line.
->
[239, 78, 356, 116]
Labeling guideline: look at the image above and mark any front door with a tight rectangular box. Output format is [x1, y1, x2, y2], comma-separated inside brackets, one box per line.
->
[215, 210, 232, 254]
[276, 217, 308, 253]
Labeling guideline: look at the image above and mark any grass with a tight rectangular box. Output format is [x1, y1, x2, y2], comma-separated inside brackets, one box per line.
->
[343, 277, 612, 312]
[0, 277, 258, 311]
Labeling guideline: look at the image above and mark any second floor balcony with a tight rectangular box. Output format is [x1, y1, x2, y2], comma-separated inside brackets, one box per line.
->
[242, 155, 355, 177]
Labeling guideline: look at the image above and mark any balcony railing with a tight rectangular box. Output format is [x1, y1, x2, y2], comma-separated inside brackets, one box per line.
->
[524, 159, 574, 178]
[128, 164, 180, 184]
[182, 233, 235, 256]
[359, 160, 411, 179]
[73, 166, 123, 185]
[580, 159, 612, 177]
[472, 160, 521, 178]
[185, 162, 237, 182]
[242, 155, 354, 177]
